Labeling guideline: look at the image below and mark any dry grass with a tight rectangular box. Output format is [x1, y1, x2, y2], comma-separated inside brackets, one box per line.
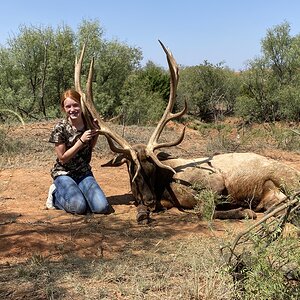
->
[1, 231, 235, 300]
[2, 118, 300, 168]
[1, 119, 300, 299]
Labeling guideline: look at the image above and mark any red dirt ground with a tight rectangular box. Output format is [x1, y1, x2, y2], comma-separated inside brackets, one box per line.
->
[1, 159, 240, 265]
[1, 121, 300, 266]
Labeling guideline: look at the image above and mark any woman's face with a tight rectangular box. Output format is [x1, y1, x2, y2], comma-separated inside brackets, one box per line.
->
[63, 97, 82, 121]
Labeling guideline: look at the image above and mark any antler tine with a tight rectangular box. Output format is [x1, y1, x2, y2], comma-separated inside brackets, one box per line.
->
[147, 40, 187, 152]
[75, 43, 126, 146]
[74, 43, 85, 96]
[86, 57, 94, 104]
[159, 40, 178, 112]
[75, 43, 142, 181]
[74, 43, 95, 130]
[146, 40, 187, 173]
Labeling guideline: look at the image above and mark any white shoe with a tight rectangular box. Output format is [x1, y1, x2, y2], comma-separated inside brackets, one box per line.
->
[46, 183, 56, 209]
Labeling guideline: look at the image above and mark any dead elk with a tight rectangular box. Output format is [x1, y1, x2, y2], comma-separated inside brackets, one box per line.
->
[76, 41, 300, 224]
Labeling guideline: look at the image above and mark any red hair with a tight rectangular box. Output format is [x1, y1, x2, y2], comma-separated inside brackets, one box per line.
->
[60, 89, 81, 109]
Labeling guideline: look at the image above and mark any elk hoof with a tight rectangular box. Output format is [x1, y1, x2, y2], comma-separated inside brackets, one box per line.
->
[242, 209, 257, 220]
[138, 218, 151, 225]
[136, 211, 150, 224]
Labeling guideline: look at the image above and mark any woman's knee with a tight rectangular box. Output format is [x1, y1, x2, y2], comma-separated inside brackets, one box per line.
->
[54, 176, 87, 214]
[91, 200, 110, 214]
[80, 179, 109, 213]
[65, 197, 87, 214]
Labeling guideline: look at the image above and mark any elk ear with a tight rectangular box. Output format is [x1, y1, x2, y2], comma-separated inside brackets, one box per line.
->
[101, 154, 127, 167]
[157, 151, 173, 161]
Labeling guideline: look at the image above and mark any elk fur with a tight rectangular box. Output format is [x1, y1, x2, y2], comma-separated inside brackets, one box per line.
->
[161, 152, 300, 219]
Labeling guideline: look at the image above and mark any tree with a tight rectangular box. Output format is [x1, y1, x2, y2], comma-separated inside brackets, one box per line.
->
[238, 22, 300, 122]
[93, 40, 142, 117]
[46, 24, 76, 114]
[0, 48, 19, 110]
[119, 71, 165, 125]
[139, 61, 170, 101]
[261, 21, 300, 85]
[3, 25, 55, 118]
[178, 62, 240, 121]
[73, 19, 143, 118]
[0, 19, 143, 121]
[235, 58, 276, 122]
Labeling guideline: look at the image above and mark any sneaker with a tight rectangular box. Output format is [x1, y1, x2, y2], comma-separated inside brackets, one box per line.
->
[45, 183, 56, 209]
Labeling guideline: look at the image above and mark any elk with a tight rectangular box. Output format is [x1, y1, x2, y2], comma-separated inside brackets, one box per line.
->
[75, 41, 300, 224]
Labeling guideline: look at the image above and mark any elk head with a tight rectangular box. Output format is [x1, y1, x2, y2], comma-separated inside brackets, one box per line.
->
[75, 41, 187, 223]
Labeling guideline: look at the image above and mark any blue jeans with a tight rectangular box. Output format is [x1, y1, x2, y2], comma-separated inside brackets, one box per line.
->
[53, 174, 109, 214]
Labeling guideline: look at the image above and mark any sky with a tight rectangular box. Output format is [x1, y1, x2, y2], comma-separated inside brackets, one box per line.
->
[1, 0, 300, 71]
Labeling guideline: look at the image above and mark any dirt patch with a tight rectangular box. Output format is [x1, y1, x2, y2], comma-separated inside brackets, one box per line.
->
[1, 120, 300, 299]
[0, 120, 258, 266]
[1, 159, 244, 266]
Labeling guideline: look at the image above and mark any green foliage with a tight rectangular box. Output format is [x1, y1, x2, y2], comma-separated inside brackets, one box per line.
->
[261, 21, 300, 85]
[178, 62, 241, 122]
[277, 86, 300, 121]
[47, 24, 76, 108]
[119, 72, 165, 125]
[140, 61, 170, 101]
[0, 19, 142, 123]
[76, 19, 104, 51]
[93, 40, 142, 117]
[234, 235, 300, 300]
[223, 195, 300, 300]
[8, 25, 55, 117]
[0, 23, 75, 120]
[236, 58, 278, 122]
[0, 109, 25, 125]
[3, 19, 300, 125]
[234, 95, 257, 121]
[265, 124, 300, 151]
[193, 187, 217, 221]
[108, 62, 171, 126]
[238, 22, 300, 122]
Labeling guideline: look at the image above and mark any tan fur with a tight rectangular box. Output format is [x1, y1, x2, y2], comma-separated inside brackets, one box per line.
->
[163, 152, 300, 213]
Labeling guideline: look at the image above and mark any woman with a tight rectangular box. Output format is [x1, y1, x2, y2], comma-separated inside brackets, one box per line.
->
[46, 89, 111, 214]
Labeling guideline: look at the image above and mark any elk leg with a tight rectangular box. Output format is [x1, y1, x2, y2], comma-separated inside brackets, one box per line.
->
[136, 204, 150, 224]
[162, 182, 197, 209]
[214, 208, 257, 220]
[255, 180, 286, 212]
[160, 199, 174, 209]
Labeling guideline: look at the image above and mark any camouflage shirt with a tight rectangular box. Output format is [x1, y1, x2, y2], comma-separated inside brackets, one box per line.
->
[49, 119, 92, 180]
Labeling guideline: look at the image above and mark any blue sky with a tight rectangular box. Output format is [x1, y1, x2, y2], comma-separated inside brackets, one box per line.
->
[1, 0, 300, 70]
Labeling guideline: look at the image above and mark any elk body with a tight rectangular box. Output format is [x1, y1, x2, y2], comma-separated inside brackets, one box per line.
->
[160, 153, 300, 218]
[76, 41, 300, 224]
[103, 148, 300, 222]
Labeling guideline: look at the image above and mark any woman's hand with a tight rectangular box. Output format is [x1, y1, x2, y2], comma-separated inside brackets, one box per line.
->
[81, 129, 100, 144]
[56, 121, 101, 164]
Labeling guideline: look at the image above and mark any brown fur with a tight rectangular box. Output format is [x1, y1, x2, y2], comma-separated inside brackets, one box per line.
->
[103, 151, 300, 221]
[162, 153, 300, 217]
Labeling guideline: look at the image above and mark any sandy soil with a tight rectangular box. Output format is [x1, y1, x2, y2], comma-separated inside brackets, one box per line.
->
[1, 121, 300, 267]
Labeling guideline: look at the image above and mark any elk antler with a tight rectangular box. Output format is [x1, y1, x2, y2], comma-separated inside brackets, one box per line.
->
[74, 43, 142, 180]
[146, 40, 187, 173]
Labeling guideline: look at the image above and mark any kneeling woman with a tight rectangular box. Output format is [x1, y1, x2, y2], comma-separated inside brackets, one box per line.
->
[47, 89, 111, 214]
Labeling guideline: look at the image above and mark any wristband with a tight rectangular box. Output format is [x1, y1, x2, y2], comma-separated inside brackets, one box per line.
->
[79, 138, 86, 144]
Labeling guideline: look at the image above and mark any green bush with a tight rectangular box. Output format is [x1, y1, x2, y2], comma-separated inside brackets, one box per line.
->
[234, 235, 300, 300]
